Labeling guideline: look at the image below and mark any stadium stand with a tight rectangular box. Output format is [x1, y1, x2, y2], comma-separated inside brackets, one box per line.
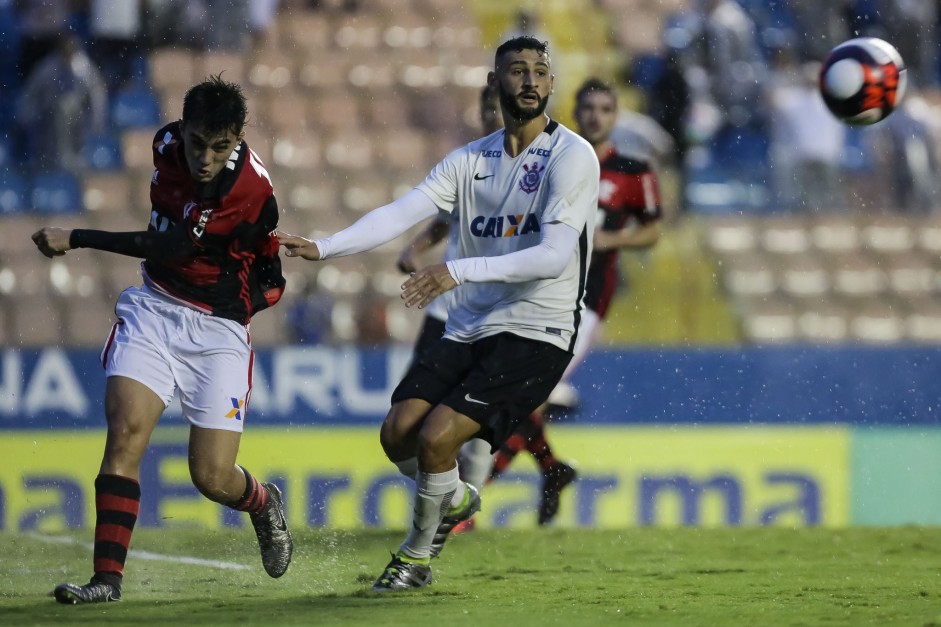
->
[4, 0, 941, 350]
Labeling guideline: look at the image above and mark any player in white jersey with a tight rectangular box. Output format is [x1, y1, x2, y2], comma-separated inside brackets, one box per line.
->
[279, 36, 599, 591]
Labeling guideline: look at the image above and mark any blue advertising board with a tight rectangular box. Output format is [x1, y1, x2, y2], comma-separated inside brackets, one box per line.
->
[0, 345, 937, 429]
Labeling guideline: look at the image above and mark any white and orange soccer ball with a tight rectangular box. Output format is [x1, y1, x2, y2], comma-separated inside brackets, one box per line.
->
[818, 37, 907, 125]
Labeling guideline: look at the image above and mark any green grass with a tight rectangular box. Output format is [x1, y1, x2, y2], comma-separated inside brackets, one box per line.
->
[2, 528, 941, 626]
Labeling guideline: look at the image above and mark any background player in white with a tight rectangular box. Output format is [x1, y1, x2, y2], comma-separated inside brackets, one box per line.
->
[31, 76, 293, 604]
[280, 36, 599, 591]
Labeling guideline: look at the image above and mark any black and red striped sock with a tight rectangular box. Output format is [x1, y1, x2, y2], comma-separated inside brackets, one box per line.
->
[228, 466, 269, 515]
[523, 411, 558, 472]
[490, 433, 526, 480]
[93, 474, 140, 583]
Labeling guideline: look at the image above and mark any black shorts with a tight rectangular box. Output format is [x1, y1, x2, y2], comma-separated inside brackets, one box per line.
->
[391, 332, 571, 448]
[411, 315, 446, 365]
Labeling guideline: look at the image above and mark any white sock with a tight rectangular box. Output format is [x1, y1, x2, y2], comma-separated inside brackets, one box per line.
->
[394, 457, 419, 481]
[399, 465, 460, 559]
[459, 438, 494, 492]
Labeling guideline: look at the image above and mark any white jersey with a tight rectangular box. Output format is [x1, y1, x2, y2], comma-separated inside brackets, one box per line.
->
[416, 119, 599, 352]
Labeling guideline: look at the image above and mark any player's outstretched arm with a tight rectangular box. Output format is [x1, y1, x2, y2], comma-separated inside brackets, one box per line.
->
[34, 223, 197, 260]
[279, 189, 439, 262]
[278, 233, 322, 260]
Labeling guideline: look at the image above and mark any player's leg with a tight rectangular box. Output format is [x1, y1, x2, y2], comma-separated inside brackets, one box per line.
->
[55, 291, 176, 605]
[187, 426, 291, 578]
[372, 338, 477, 591]
[373, 405, 481, 591]
[54, 376, 165, 604]
[176, 311, 292, 578]
[546, 308, 602, 409]
[451, 438, 492, 533]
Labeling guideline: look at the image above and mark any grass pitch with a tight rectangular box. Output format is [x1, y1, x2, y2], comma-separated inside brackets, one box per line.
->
[1, 527, 940, 626]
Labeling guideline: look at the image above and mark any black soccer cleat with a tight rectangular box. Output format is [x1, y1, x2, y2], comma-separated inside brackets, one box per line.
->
[249, 482, 293, 578]
[429, 483, 481, 558]
[538, 462, 578, 525]
[372, 553, 433, 591]
[54, 578, 122, 604]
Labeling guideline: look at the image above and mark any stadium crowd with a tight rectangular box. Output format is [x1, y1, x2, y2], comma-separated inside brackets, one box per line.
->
[2, 0, 941, 348]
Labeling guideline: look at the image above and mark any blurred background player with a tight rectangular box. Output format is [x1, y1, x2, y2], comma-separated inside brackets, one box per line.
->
[487, 77, 663, 525]
[31, 75, 292, 604]
[549, 77, 662, 408]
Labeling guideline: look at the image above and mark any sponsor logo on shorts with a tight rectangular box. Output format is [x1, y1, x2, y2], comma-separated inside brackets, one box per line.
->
[226, 398, 244, 421]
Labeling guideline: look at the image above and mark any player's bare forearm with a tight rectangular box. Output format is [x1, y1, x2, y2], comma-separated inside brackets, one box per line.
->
[398, 219, 451, 273]
[401, 263, 457, 309]
[594, 221, 661, 252]
[277, 231, 321, 261]
[31, 227, 72, 258]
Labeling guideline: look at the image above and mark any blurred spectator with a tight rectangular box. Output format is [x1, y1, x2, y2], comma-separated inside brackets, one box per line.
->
[869, 91, 941, 213]
[203, 0, 250, 52]
[698, 0, 768, 131]
[16, 33, 108, 174]
[768, 61, 846, 211]
[249, 0, 280, 52]
[876, 0, 938, 89]
[144, 0, 209, 50]
[786, 0, 855, 63]
[14, 0, 72, 81]
[499, 9, 552, 49]
[285, 286, 333, 344]
[88, 0, 145, 93]
[647, 49, 690, 166]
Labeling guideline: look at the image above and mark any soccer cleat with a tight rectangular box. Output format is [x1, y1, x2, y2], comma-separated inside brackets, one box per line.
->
[53, 578, 121, 604]
[452, 517, 476, 535]
[429, 483, 481, 558]
[249, 482, 293, 578]
[538, 462, 578, 525]
[371, 553, 433, 591]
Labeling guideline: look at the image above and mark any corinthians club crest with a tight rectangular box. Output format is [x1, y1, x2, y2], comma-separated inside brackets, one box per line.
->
[519, 162, 545, 194]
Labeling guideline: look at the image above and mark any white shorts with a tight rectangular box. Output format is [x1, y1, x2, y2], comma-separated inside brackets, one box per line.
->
[100, 285, 254, 432]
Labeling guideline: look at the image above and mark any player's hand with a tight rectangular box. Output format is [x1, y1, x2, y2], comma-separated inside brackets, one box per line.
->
[31, 227, 72, 258]
[397, 248, 419, 274]
[277, 231, 321, 260]
[401, 263, 457, 309]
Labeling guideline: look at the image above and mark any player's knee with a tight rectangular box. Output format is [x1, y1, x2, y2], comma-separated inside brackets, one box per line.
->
[379, 419, 406, 460]
[417, 429, 461, 470]
[189, 460, 232, 500]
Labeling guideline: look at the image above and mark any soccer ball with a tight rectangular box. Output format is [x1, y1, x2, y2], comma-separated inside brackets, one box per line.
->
[818, 37, 907, 125]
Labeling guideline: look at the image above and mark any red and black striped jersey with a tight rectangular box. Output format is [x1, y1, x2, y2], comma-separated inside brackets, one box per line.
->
[143, 121, 285, 324]
[584, 146, 662, 318]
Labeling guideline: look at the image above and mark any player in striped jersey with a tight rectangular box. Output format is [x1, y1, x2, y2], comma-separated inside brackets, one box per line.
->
[32, 75, 292, 604]
[279, 36, 599, 591]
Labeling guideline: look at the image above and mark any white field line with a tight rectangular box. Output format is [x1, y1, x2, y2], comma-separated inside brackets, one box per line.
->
[28, 533, 252, 571]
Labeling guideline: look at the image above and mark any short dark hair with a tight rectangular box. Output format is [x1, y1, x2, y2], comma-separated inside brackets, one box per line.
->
[575, 77, 616, 106]
[495, 36, 550, 65]
[182, 74, 248, 136]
